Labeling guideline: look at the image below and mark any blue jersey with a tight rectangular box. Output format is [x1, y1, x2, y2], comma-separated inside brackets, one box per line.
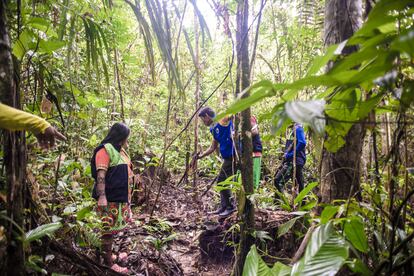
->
[285, 124, 306, 165]
[210, 120, 234, 159]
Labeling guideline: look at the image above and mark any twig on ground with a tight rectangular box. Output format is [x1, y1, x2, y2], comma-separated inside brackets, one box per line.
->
[291, 225, 316, 263]
[201, 176, 218, 197]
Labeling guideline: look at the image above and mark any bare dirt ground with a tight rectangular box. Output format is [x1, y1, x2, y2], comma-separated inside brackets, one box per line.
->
[113, 175, 294, 275]
[118, 176, 233, 275]
[43, 174, 293, 275]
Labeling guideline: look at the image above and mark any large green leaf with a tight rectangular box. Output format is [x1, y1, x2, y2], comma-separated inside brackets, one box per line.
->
[320, 206, 339, 224]
[329, 48, 384, 75]
[26, 17, 57, 37]
[25, 222, 62, 243]
[400, 80, 414, 109]
[291, 222, 349, 276]
[349, 14, 395, 43]
[271, 262, 292, 276]
[76, 206, 92, 221]
[356, 93, 383, 119]
[365, 0, 413, 25]
[12, 29, 34, 59]
[285, 101, 325, 135]
[306, 44, 338, 76]
[216, 80, 275, 120]
[38, 39, 66, 54]
[243, 245, 270, 276]
[391, 30, 414, 57]
[343, 218, 368, 253]
[346, 259, 372, 276]
[294, 182, 318, 205]
[278, 216, 302, 238]
[243, 245, 292, 276]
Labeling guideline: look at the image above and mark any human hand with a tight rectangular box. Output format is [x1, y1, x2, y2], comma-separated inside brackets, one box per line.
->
[190, 152, 200, 169]
[35, 126, 66, 149]
[98, 195, 108, 207]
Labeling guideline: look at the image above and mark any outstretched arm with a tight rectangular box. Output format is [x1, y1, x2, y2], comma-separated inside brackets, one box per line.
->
[198, 139, 218, 159]
[0, 103, 66, 149]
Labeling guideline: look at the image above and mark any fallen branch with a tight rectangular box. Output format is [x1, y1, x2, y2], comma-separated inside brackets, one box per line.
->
[291, 225, 316, 263]
[49, 240, 123, 276]
[200, 176, 218, 197]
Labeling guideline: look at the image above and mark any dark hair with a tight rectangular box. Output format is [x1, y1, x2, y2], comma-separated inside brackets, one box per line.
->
[100, 122, 130, 151]
[198, 106, 215, 118]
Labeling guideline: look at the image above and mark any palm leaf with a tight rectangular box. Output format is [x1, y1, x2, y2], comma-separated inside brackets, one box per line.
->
[57, 0, 69, 40]
[144, 0, 183, 91]
[243, 245, 291, 276]
[81, 17, 91, 74]
[291, 222, 349, 276]
[86, 18, 101, 83]
[25, 222, 62, 243]
[189, 0, 211, 45]
[124, 0, 156, 82]
[66, 16, 76, 68]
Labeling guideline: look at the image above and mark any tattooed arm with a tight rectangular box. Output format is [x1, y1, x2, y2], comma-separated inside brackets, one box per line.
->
[96, 170, 108, 207]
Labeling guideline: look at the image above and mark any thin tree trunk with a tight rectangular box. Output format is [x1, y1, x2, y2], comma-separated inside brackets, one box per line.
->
[233, 0, 254, 275]
[149, 0, 174, 218]
[0, 0, 26, 274]
[249, 0, 265, 77]
[387, 112, 406, 274]
[320, 0, 364, 203]
[193, 7, 200, 194]
[114, 48, 125, 122]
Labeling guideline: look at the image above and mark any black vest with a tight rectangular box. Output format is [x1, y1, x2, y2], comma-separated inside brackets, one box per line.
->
[91, 144, 129, 203]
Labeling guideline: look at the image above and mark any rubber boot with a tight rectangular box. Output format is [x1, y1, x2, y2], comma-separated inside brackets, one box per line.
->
[220, 189, 233, 209]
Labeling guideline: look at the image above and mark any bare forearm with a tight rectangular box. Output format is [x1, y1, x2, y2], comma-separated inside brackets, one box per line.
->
[199, 148, 214, 158]
[96, 170, 106, 196]
[199, 141, 217, 159]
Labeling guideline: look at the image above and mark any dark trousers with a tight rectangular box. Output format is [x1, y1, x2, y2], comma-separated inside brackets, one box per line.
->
[217, 157, 238, 210]
[274, 162, 304, 192]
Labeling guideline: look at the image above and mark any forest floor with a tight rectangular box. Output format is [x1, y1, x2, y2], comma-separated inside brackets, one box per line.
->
[108, 173, 295, 276]
[116, 176, 233, 275]
[43, 170, 293, 275]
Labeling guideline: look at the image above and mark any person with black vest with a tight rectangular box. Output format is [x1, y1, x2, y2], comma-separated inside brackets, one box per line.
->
[274, 123, 306, 193]
[91, 123, 133, 274]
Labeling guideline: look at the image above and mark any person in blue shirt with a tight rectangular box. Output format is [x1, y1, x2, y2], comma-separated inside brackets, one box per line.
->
[196, 106, 237, 217]
[274, 123, 306, 193]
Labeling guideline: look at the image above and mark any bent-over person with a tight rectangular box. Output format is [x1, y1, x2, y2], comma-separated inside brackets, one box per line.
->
[196, 107, 237, 218]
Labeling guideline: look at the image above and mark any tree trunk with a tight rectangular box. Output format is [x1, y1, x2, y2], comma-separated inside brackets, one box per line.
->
[114, 48, 125, 122]
[320, 0, 363, 203]
[0, 1, 26, 274]
[149, 0, 174, 218]
[233, 0, 254, 275]
[193, 7, 200, 193]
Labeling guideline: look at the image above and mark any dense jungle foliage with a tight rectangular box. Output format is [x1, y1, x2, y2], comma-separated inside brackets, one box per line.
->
[0, 0, 413, 275]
